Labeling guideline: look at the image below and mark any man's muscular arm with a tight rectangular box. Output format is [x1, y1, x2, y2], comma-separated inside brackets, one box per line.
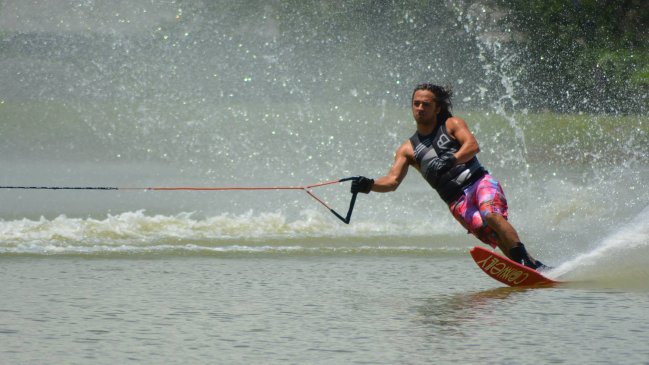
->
[445, 117, 480, 164]
[371, 141, 413, 193]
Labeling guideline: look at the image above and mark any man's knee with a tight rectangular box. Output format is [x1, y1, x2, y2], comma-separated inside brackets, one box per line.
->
[484, 212, 505, 228]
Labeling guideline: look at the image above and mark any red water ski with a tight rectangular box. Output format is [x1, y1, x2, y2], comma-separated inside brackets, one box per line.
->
[470, 246, 557, 287]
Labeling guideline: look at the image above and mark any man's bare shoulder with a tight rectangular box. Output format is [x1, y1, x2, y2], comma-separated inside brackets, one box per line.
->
[396, 139, 416, 163]
[445, 116, 470, 132]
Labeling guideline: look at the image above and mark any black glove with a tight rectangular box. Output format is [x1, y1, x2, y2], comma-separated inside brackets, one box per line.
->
[429, 153, 457, 175]
[351, 176, 374, 194]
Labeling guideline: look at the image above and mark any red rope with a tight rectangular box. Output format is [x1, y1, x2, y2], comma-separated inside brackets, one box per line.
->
[138, 179, 341, 192]
[0, 178, 356, 222]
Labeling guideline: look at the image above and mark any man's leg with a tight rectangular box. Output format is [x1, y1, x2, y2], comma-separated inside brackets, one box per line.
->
[476, 177, 547, 270]
[484, 212, 519, 257]
[484, 212, 546, 269]
[449, 175, 547, 269]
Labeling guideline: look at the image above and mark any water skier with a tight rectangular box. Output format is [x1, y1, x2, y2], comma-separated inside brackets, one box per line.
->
[352, 83, 547, 270]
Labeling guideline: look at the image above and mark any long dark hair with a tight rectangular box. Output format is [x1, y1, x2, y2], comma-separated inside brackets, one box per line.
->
[412, 83, 453, 122]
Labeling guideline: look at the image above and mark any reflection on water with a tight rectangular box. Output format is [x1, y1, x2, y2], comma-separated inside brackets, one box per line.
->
[416, 286, 533, 335]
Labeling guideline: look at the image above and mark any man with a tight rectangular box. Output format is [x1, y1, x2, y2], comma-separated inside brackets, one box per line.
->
[352, 83, 547, 270]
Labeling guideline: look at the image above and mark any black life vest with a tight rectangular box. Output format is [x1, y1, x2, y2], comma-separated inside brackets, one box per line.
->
[409, 120, 486, 203]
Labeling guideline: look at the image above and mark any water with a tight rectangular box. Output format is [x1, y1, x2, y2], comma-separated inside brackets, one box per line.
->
[4, 256, 649, 364]
[2, 1, 649, 364]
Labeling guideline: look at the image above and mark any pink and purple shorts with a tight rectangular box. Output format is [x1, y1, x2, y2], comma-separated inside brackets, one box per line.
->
[448, 174, 508, 248]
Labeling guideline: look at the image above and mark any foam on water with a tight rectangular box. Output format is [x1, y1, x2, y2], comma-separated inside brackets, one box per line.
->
[0, 209, 466, 256]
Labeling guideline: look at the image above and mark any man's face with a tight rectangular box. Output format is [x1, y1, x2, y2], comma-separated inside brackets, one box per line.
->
[412, 89, 440, 125]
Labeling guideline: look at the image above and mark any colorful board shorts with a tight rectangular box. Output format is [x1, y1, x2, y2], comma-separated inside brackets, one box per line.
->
[448, 174, 508, 248]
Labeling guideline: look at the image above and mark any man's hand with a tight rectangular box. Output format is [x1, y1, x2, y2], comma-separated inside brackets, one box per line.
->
[429, 153, 457, 175]
[351, 176, 374, 194]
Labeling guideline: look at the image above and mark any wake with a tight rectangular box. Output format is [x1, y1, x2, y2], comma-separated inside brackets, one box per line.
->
[550, 206, 649, 289]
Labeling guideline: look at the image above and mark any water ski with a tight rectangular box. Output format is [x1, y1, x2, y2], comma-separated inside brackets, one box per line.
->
[470, 246, 557, 287]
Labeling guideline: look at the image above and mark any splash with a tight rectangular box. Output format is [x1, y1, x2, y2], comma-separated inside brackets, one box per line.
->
[551, 205, 649, 289]
[452, 2, 530, 172]
[1, 1, 647, 259]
